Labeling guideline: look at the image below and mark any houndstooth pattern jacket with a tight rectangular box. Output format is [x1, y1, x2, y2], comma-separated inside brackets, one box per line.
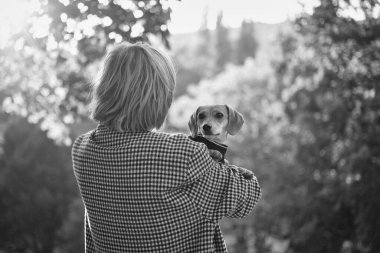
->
[72, 124, 261, 253]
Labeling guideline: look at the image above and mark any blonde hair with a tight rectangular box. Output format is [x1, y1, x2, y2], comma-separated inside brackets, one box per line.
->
[89, 42, 176, 132]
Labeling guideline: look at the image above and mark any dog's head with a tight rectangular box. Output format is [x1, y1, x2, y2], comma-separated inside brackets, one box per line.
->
[188, 104, 244, 143]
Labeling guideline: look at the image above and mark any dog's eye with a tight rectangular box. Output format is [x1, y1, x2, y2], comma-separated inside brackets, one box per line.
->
[216, 113, 224, 118]
[198, 113, 205, 120]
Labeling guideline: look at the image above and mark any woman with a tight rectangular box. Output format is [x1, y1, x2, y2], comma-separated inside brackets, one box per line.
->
[72, 42, 261, 253]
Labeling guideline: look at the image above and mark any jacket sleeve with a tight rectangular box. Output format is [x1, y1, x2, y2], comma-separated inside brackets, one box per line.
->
[85, 209, 96, 253]
[184, 144, 261, 222]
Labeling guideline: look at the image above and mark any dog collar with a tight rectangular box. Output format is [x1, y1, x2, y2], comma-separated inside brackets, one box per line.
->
[189, 135, 228, 162]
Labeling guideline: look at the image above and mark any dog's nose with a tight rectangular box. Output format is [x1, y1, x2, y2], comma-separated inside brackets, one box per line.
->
[203, 124, 212, 131]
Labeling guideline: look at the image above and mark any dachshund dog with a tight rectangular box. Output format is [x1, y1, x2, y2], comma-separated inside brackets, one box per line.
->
[188, 104, 244, 144]
[188, 104, 253, 179]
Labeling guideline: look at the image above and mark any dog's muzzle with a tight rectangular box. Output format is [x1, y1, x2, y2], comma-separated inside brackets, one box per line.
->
[202, 124, 211, 132]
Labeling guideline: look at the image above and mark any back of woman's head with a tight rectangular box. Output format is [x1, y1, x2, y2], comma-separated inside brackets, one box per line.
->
[89, 42, 176, 132]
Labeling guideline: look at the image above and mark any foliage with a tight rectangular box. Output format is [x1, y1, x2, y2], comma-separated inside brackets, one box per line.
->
[197, 6, 212, 57]
[0, 0, 177, 143]
[171, 16, 261, 97]
[20, 0, 173, 59]
[272, 0, 380, 252]
[235, 20, 258, 65]
[0, 117, 82, 252]
[214, 11, 232, 73]
[169, 1, 380, 252]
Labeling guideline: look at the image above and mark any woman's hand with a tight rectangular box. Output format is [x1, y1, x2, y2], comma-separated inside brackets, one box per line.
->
[208, 149, 223, 162]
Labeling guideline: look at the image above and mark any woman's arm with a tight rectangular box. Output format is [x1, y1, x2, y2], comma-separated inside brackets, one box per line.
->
[184, 144, 261, 222]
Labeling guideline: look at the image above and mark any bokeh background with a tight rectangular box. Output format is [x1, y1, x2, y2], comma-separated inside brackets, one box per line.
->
[1, 0, 379, 252]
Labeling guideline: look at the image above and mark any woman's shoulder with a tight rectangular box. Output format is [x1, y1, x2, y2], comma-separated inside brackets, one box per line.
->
[152, 131, 204, 152]
[72, 130, 94, 150]
[72, 129, 205, 158]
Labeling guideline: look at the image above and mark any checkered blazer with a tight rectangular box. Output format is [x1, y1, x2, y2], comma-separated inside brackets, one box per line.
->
[72, 124, 261, 253]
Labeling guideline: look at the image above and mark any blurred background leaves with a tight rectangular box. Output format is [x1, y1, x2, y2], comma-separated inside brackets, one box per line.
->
[0, 0, 379, 252]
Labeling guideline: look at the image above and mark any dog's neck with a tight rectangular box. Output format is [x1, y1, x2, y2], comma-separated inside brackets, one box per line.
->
[190, 135, 228, 157]
[198, 132, 227, 145]
[204, 136, 226, 145]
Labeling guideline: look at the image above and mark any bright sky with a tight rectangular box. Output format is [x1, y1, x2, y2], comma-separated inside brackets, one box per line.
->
[0, 0, 371, 48]
[168, 0, 318, 33]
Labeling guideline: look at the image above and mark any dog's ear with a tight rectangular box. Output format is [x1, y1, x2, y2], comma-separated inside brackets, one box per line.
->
[188, 107, 200, 137]
[226, 105, 244, 135]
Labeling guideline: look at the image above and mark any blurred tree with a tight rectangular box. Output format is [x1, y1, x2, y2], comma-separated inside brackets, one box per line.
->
[197, 6, 211, 56]
[194, 5, 215, 78]
[235, 20, 258, 65]
[272, 0, 380, 252]
[28, 0, 174, 60]
[0, 117, 82, 252]
[56, 197, 85, 253]
[170, 6, 215, 98]
[0, 0, 178, 142]
[214, 11, 232, 73]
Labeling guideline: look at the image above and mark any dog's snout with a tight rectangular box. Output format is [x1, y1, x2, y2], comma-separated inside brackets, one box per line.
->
[203, 124, 212, 131]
